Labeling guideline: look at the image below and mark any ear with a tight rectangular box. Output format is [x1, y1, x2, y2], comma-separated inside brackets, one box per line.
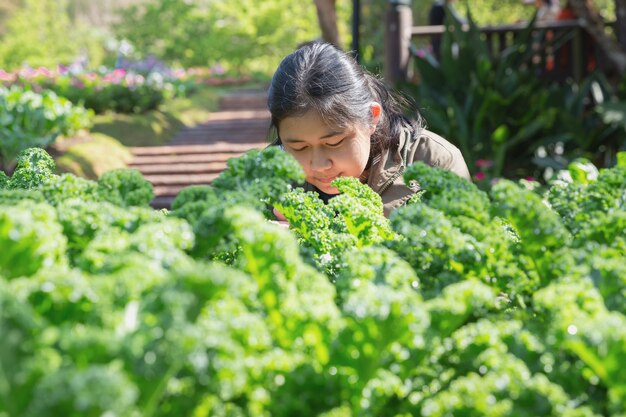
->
[369, 102, 382, 134]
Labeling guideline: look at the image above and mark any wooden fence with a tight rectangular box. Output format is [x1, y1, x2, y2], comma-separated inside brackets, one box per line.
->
[384, 2, 606, 85]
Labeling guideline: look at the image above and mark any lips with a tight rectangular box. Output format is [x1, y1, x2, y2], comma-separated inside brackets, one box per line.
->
[315, 175, 339, 184]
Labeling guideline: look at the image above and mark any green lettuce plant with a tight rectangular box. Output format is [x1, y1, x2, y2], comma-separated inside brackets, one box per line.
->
[0, 86, 93, 171]
[1, 147, 625, 416]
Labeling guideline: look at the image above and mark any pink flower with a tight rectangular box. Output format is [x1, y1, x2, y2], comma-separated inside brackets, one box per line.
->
[0, 70, 15, 82]
[70, 78, 85, 89]
[475, 159, 494, 169]
[525, 176, 535, 182]
[36, 67, 53, 78]
[210, 64, 225, 76]
[474, 172, 486, 181]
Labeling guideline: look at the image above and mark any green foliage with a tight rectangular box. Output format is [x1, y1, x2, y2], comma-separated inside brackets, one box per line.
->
[5, 67, 201, 115]
[114, 0, 320, 75]
[211, 147, 306, 208]
[2, 147, 158, 209]
[43, 71, 168, 114]
[6, 147, 57, 190]
[0, 0, 106, 70]
[408, 13, 623, 178]
[534, 279, 626, 412]
[274, 177, 397, 276]
[97, 169, 155, 208]
[404, 161, 491, 222]
[171, 147, 305, 260]
[0, 86, 93, 171]
[491, 180, 571, 256]
[41, 174, 101, 206]
[0, 200, 67, 279]
[1, 147, 625, 416]
[333, 245, 419, 309]
[547, 153, 626, 235]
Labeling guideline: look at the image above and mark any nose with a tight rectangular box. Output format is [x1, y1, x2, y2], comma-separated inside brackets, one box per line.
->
[310, 148, 332, 172]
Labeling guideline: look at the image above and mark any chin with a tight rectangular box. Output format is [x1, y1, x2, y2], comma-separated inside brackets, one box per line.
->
[316, 183, 340, 195]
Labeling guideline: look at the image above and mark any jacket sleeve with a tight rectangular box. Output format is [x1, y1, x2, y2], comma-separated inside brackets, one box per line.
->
[410, 130, 471, 180]
[444, 144, 471, 179]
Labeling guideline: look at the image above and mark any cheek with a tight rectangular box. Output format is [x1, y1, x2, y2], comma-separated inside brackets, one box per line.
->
[285, 149, 311, 172]
[350, 134, 371, 163]
[333, 145, 367, 175]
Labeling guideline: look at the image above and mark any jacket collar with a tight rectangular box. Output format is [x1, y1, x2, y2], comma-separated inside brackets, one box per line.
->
[367, 126, 413, 193]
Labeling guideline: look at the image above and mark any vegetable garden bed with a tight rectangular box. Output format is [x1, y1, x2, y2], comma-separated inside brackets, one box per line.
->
[0, 146, 625, 416]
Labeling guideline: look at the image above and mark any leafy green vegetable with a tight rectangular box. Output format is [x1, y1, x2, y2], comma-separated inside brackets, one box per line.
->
[97, 168, 155, 207]
[211, 146, 305, 211]
[7, 147, 57, 190]
[0, 170, 8, 188]
[0, 147, 625, 416]
[0, 200, 67, 279]
[0, 86, 93, 171]
[275, 177, 396, 276]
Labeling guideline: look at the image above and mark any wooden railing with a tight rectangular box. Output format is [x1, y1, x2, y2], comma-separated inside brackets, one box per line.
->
[384, 2, 606, 85]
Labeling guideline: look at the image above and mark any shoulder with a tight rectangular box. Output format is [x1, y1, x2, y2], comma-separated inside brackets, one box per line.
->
[404, 128, 471, 179]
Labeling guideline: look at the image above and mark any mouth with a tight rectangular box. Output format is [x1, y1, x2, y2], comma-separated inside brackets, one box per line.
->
[315, 175, 339, 184]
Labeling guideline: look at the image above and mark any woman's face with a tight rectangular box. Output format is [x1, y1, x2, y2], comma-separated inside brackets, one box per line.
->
[278, 106, 380, 194]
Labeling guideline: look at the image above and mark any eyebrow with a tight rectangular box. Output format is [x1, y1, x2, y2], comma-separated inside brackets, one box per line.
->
[281, 130, 344, 143]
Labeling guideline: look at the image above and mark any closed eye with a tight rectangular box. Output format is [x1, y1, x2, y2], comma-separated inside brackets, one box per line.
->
[326, 138, 345, 148]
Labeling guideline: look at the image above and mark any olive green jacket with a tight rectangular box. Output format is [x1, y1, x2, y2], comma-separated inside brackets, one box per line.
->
[367, 127, 471, 217]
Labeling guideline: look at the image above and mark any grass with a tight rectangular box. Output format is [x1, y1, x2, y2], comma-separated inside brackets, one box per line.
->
[54, 133, 133, 179]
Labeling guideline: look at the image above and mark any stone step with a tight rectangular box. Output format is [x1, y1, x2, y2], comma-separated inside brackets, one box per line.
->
[135, 161, 227, 175]
[130, 142, 264, 156]
[144, 173, 220, 186]
[170, 137, 268, 146]
[130, 152, 245, 166]
[172, 128, 269, 137]
[204, 109, 269, 121]
[219, 93, 268, 111]
[153, 184, 207, 197]
[134, 90, 272, 210]
[173, 124, 269, 136]
[171, 130, 268, 138]
[169, 138, 267, 146]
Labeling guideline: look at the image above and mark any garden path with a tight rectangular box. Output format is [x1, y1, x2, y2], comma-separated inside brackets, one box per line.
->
[129, 90, 270, 209]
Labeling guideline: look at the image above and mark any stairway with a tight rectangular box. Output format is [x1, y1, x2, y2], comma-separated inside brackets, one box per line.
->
[129, 90, 271, 209]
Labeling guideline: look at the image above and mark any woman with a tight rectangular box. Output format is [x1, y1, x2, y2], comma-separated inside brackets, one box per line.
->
[268, 41, 470, 218]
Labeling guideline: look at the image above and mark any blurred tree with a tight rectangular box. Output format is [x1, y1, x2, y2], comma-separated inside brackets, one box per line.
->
[0, 0, 110, 70]
[115, 0, 320, 75]
[314, 0, 341, 47]
[0, 0, 23, 36]
[0, 0, 77, 69]
[66, 0, 144, 27]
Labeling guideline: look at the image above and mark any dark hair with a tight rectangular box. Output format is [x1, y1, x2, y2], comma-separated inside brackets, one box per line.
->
[267, 41, 422, 162]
